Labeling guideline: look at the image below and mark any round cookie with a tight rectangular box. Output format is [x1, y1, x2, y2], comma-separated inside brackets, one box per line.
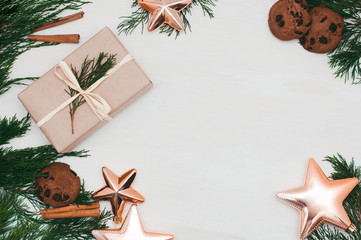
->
[300, 6, 344, 53]
[35, 162, 81, 208]
[268, 0, 312, 41]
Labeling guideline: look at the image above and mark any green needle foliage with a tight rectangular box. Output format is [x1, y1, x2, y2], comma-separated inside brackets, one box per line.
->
[0, 114, 30, 145]
[0, 191, 111, 240]
[1, 1, 114, 238]
[308, 154, 361, 240]
[66, 52, 117, 134]
[117, 0, 217, 38]
[0, 114, 112, 239]
[0, 0, 89, 95]
[305, 0, 361, 83]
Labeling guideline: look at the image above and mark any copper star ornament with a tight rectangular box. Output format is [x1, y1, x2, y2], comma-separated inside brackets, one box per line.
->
[138, 0, 193, 32]
[93, 168, 145, 223]
[92, 204, 174, 240]
[277, 158, 358, 239]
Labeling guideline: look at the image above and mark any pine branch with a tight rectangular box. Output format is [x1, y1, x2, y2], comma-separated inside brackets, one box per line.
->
[0, 2, 113, 238]
[0, 145, 89, 191]
[0, 192, 44, 240]
[0, 143, 108, 240]
[0, 0, 90, 95]
[74, 181, 97, 205]
[0, 114, 30, 145]
[0, 114, 111, 239]
[0, 114, 88, 191]
[117, 0, 217, 37]
[40, 209, 111, 240]
[0, 189, 111, 240]
[307, 154, 361, 240]
[305, 0, 361, 83]
[67, 52, 117, 134]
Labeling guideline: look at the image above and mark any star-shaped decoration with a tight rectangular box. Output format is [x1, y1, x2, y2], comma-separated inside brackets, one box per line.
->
[138, 0, 193, 32]
[277, 158, 358, 239]
[93, 168, 145, 223]
[92, 204, 174, 240]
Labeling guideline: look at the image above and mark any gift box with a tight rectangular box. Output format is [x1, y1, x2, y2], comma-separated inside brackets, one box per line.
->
[18, 27, 152, 153]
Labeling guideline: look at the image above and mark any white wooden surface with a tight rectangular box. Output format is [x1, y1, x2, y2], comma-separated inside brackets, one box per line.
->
[1, 0, 361, 239]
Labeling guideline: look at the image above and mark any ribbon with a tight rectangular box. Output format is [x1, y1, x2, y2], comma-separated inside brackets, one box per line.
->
[37, 54, 134, 127]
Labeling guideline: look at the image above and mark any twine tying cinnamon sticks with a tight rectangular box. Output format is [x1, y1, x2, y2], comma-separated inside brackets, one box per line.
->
[28, 11, 84, 44]
[41, 202, 100, 219]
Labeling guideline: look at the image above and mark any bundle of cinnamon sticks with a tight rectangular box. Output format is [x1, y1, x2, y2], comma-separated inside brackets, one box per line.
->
[28, 11, 84, 44]
[41, 202, 100, 219]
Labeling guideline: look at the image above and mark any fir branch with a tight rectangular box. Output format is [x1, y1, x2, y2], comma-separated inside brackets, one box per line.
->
[0, 191, 44, 240]
[74, 181, 97, 205]
[0, 193, 18, 237]
[0, 114, 89, 208]
[0, 189, 111, 240]
[0, 114, 30, 145]
[40, 210, 111, 240]
[67, 52, 117, 134]
[0, 145, 89, 191]
[307, 154, 361, 240]
[0, 0, 89, 95]
[0, 2, 113, 238]
[117, 0, 217, 37]
[0, 114, 111, 239]
[305, 0, 361, 83]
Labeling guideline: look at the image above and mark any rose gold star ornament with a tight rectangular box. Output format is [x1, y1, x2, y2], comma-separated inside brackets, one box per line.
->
[138, 0, 193, 31]
[92, 204, 174, 240]
[277, 158, 358, 239]
[93, 168, 145, 223]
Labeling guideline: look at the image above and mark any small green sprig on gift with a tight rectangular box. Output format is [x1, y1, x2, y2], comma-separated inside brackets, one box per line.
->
[305, 0, 361, 83]
[308, 154, 361, 240]
[118, 0, 217, 38]
[66, 52, 117, 134]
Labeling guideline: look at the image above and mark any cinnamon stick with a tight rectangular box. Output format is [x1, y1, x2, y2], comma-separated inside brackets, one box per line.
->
[42, 209, 100, 219]
[33, 11, 84, 32]
[28, 34, 80, 43]
[40, 202, 99, 215]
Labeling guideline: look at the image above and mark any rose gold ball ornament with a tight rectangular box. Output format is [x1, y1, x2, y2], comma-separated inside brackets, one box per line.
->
[138, 0, 193, 32]
[92, 204, 174, 240]
[277, 158, 358, 239]
[93, 168, 145, 224]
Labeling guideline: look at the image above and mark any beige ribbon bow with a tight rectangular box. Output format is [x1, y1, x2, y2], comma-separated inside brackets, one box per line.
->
[37, 54, 133, 127]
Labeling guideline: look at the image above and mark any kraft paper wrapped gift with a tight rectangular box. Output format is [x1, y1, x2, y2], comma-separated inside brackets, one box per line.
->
[18, 27, 152, 153]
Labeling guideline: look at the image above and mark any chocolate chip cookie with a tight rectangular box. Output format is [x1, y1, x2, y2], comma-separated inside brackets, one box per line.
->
[300, 6, 344, 53]
[35, 162, 81, 208]
[268, 0, 311, 40]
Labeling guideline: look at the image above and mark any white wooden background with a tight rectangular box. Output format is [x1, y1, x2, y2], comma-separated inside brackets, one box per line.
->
[1, 0, 361, 239]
